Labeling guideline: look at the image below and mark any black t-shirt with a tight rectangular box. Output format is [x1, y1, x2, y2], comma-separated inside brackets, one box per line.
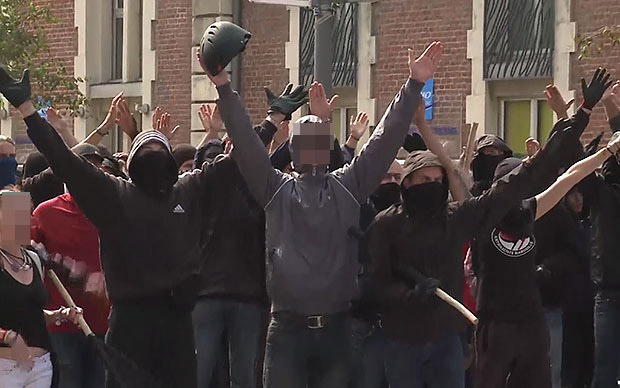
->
[476, 198, 545, 322]
[0, 250, 52, 351]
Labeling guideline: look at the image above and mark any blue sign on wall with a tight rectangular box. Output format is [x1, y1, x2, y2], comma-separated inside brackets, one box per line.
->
[421, 78, 434, 120]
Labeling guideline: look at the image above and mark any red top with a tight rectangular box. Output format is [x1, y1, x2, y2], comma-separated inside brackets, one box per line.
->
[31, 193, 109, 334]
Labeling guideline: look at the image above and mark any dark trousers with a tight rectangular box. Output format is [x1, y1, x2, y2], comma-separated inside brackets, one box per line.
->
[51, 332, 105, 388]
[104, 303, 197, 388]
[561, 311, 593, 388]
[263, 314, 353, 388]
[192, 298, 266, 388]
[475, 319, 550, 388]
[349, 318, 388, 388]
[385, 332, 464, 388]
[592, 292, 620, 388]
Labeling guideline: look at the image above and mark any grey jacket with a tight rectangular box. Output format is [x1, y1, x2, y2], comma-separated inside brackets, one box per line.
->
[216, 79, 424, 314]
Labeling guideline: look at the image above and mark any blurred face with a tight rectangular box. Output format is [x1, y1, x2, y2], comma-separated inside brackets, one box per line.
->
[0, 192, 31, 247]
[291, 122, 333, 166]
[566, 190, 584, 214]
[403, 166, 445, 189]
[480, 146, 503, 157]
[381, 160, 404, 185]
[0, 141, 15, 160]
[526, 140, 540, 157]
[179, 160, 194, 174]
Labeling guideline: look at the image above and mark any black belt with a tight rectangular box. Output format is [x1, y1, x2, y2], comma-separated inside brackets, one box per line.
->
[272, 310, 350, 329]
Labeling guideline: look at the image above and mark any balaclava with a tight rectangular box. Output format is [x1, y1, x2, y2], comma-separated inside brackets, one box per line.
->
[470, 135, 513, 195]
[370, 161, 404, 212]
[127, 130, 178, 197]
[289, 115, 332, 176]
[400, 150, 448, 219]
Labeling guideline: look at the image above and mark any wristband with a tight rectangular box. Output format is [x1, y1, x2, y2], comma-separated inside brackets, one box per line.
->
[96, 128, 109, 136]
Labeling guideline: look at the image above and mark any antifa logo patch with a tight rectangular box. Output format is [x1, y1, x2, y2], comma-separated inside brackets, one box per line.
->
[490, 228, 536, 258]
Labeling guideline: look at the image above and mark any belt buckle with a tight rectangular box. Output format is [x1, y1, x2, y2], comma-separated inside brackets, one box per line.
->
[307, 315, 324, 329]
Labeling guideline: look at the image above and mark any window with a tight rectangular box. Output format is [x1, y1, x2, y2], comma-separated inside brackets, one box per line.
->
[112, 0, 124, 81]
[501, 99, 554, 156]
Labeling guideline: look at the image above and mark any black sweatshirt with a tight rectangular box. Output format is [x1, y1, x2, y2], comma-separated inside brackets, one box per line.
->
[196, 119, 278, 305]
[25, 113, 234, 302]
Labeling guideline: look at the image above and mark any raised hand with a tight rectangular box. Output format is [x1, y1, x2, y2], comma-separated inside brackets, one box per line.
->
[0, 68, 31, 108]
[198, 104, 222, 133]
[581, 67, 613, 110]
[309, 81, 338, 122]
[46, 108, 68, 132]
[99, 92, 123, 134]
[545, 85, 574, 119]
[408, 42, 444, 83]
[115, 96, 138, 139]
[349, 112, 369, 140]
[414, 100, 427, 128]
[265, 83, 308, 121]
[156, 111, 180, 141]
[607, 132, 620, 156]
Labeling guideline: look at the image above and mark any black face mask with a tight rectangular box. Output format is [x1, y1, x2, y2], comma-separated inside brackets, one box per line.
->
[472, 154, 505, 182]
[370, 182, 401, 212]
[498, 205, 532, 237]
[602, 158, 620, 185]
[401, 181, 448, 219]
[130, 151, 177, 197]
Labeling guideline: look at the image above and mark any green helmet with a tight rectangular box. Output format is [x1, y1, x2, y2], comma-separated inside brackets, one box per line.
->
[200, 22, 251, 75]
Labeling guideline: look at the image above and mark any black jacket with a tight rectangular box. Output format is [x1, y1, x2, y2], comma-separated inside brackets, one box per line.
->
[197, 120, 278, 305]
[368, 149, 557, 343]
[25, 113, 234, 303]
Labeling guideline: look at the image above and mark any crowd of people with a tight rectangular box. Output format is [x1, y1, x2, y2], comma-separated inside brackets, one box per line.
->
[2, 30, 620, 388]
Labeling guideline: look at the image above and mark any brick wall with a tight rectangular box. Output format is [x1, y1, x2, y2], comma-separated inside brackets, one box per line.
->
[12, 0, 76, 162]
[155, 0, 193, 146]
[571, 0, 620, 145]
[372, 0, 472, 147]
[240, 0, 290, 123]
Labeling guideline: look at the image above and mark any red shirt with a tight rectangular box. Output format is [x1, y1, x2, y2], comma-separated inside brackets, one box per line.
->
[31, 193, 109, 334]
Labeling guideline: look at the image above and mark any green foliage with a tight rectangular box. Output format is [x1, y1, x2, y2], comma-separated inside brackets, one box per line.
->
[0, 0, 86, 113]
[576, 25, 620, 60]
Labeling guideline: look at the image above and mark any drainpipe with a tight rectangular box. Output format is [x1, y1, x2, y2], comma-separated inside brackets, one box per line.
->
[231, 0, 242, 92]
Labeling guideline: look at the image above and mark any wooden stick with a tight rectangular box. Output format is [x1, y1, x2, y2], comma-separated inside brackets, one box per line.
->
[434, 288, 479, 325]
[462, 122, 479, 169]
[47, 269, 93, 336]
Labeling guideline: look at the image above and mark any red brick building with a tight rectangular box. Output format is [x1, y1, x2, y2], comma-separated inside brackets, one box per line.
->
[3, 0, 619, 162]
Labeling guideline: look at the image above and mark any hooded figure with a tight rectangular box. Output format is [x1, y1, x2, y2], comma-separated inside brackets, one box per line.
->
[127, 130, 179, 198]
[470, 135, 513, 196]
[399, 150, 448, 220]
[173, 143, 198, 174]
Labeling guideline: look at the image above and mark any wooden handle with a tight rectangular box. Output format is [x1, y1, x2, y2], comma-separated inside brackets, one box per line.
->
[434, 288, 479, 325]
[47, 269, 93, 336]
[463, 122, 479, 169]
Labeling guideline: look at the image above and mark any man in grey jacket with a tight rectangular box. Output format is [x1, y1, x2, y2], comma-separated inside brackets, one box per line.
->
[204, 41, 444, 388]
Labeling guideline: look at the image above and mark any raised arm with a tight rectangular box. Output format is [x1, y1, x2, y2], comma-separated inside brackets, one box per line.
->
[203, 61, 287, 207]
[337, 42, 444, 203]
[414, 102, 471, 203]
[535, 134, 620, 219]
[0, 68, 120, 228]
[46, 108, 78, 147]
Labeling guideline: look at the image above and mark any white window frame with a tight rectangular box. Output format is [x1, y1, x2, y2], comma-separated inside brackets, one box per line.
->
[111, 0, 124, 82]
[499, 98, 548, 141]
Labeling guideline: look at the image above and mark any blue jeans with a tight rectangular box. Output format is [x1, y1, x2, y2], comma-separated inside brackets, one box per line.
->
[263, 315, 353, 388]
[592, 292, 620, 388]
[545, 308, 563, 388]
[350, 318, 387, 388]
[385, 332, 464, 388]
[50, 332, 105, 388]
[192, 298, 265, 388]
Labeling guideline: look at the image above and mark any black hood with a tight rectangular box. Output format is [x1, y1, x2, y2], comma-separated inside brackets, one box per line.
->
[127, 130, 178, 196]
[472, 135, 512, 158]
[400, 150, 444, 185]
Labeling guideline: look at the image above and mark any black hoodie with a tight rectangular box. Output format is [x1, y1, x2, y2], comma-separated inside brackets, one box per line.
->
[24, 113, 235, 303]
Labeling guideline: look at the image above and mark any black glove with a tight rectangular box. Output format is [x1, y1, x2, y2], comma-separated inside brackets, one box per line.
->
[581, 67, 613, 110]
[405, 277, 440, 301]
[0, 68, 31, 108]
[265, 83, 308, 121]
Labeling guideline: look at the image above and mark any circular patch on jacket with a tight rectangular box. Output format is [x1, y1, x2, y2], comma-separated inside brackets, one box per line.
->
[490, 228, 536, 258]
